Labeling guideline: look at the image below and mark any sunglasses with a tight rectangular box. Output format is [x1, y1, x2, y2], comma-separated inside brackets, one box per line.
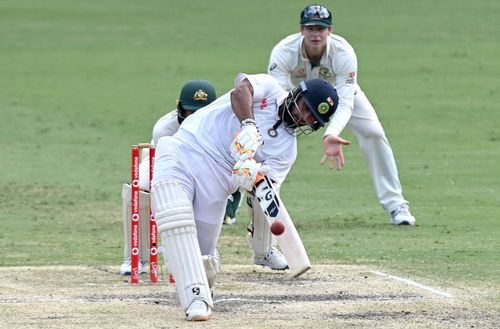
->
[302, 5, 331, 19]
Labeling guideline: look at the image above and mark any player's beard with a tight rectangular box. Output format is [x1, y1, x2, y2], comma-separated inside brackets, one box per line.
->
[279, 93, 317, 136]
[279, 97, 299, 130]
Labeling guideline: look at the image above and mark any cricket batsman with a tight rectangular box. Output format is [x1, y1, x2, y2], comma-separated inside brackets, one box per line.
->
[150, 73, 339, 320]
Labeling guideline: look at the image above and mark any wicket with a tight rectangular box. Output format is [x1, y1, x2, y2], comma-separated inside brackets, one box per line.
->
[130, 143, 158, 284]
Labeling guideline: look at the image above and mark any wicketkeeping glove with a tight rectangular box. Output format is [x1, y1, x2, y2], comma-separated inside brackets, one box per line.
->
[230, 122, 264, 162]
[232, 158, 269, 191]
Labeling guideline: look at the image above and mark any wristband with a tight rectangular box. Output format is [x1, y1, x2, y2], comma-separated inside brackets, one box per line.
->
[241, 118, 257, 127]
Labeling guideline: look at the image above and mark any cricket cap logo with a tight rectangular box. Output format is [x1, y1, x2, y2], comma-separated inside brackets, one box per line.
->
[319, 67, 332, 78]
[193, 89, 208, 101]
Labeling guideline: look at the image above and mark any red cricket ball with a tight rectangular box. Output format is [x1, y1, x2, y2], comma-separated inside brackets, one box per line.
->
[270, 220, 285, 235]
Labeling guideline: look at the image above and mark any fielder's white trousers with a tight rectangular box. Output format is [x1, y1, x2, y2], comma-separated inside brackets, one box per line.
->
[347, 88, 407, 213]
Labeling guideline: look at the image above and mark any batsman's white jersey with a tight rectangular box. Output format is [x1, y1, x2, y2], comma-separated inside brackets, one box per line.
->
[153, 73, 296, 255]
[268, 33, 407, 212]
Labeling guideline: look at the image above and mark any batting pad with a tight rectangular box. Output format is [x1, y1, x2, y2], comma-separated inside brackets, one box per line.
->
[121, 183, 153, 261]
[246, 194, 274, 258]
[151, 181, 213, 309]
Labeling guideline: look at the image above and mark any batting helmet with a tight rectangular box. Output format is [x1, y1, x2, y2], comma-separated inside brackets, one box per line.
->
[301, 79, 338, 128]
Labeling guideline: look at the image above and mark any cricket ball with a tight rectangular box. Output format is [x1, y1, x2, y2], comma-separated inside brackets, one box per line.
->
[270, 220, 285, 236]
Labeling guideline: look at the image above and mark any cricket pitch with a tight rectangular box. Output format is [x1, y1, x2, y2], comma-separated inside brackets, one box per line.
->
[0, 265, 498, 328]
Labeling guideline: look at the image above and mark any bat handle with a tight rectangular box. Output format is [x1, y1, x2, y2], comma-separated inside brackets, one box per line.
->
[255, 173, 265, 183]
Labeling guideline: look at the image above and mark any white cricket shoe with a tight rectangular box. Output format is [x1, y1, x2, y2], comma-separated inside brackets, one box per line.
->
[119, 257, 148, 275]
[254, 248, 289, 271]
[390, 203, 416, 226]
[223, 215, 236, 225]
[185, 299, 211, 321]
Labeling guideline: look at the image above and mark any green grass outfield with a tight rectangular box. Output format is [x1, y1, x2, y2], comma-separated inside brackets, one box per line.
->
[0, 0, 498, 292]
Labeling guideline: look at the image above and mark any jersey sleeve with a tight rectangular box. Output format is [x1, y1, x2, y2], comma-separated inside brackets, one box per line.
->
[325, 38, 358, 137]
[234, 73, 281, 101]
[152, 110, 181, 145]
[267, 43, 296, 91]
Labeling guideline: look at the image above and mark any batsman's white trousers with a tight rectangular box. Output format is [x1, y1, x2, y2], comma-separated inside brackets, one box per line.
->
[152, 136, 235, 256]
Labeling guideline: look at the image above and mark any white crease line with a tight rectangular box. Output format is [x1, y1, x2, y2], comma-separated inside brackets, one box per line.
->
[214, 298, 275, 304]
[369, 270, 454, 298]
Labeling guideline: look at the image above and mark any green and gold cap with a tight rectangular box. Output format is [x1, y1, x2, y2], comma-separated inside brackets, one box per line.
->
[179, 80, 216, 111]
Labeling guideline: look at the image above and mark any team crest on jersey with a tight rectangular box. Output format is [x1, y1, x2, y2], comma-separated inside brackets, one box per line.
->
[317, 102, 330, 114]
[269, 63, 277, 71]
[193, 89, 208, 101]
[319, 66, 332, 78]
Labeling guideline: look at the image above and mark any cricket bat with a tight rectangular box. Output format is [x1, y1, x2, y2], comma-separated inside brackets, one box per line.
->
[253, 175, 311, 278]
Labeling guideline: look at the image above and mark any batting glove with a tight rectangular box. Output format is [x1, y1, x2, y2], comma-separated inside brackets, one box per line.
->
[232, 159, 269, 191]
[230, 121, 264, 162]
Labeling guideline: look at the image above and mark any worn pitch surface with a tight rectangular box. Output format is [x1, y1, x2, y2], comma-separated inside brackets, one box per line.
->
[1, 265, 497, 329]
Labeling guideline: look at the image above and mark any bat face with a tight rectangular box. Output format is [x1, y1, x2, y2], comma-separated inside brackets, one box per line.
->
[253, 175, 311, 278]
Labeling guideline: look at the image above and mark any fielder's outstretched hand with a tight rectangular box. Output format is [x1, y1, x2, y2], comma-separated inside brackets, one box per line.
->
[321, 134, 351, 171]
